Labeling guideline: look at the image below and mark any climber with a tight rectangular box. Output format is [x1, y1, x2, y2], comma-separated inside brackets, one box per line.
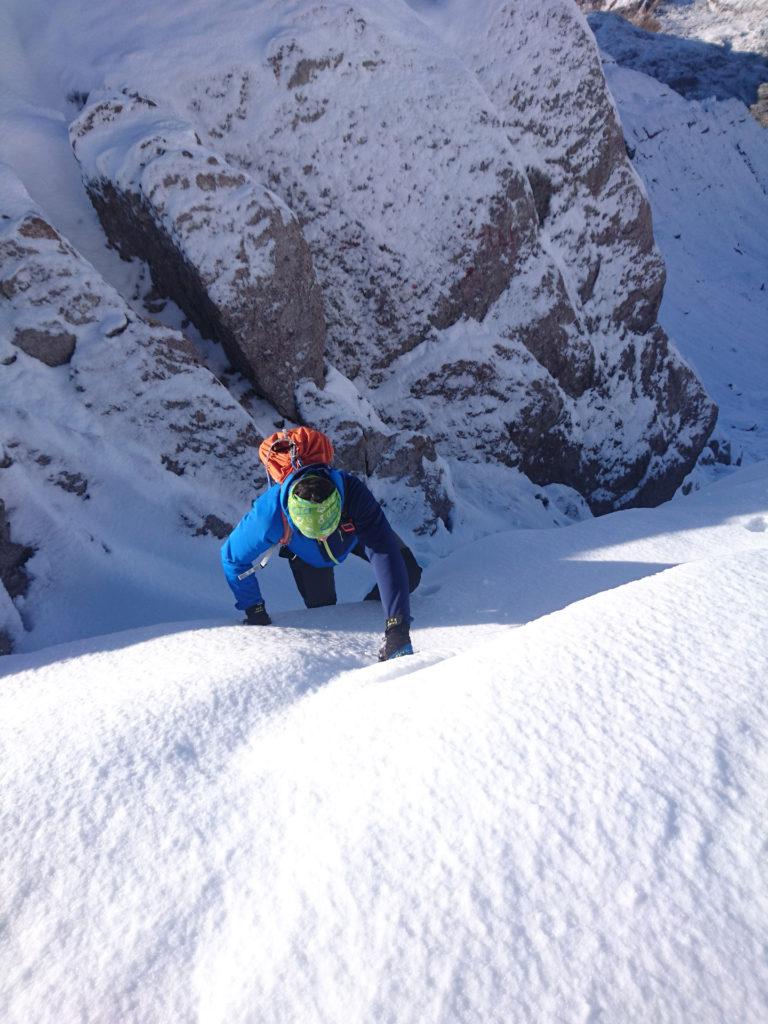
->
[221, 466, 422, 662]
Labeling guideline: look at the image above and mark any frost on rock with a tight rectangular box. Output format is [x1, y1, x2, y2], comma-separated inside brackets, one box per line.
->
[69, 91, 326, 420]
[0, 165, 268, 647]
[182, 2, 578, 385]
[0, 168, 262, 489]
[11, 0, 718, 517]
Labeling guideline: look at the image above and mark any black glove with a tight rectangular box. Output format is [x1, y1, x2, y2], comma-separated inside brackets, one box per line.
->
[378, 615, 413, 661]
[243, 601, 272, 626]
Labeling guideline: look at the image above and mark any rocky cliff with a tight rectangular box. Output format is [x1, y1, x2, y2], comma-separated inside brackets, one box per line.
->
[138, 0, 710, 511]
[65, 0, 715, 514]
[69, 92, 326, 421]
[411, 0, 716, 508]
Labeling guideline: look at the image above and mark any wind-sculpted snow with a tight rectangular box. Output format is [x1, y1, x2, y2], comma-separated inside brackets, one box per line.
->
[70, 91, 326, 420]
[2, 467, 768, 1022]
[0, 166, 266, 651]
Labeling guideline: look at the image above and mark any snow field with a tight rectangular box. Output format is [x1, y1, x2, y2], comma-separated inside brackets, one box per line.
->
[600, 60, 768, 471]
[2, 464, 768, 1022]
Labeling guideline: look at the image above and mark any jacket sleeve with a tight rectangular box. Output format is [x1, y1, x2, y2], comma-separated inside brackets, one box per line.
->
[345, 474, 411, 623]
[221, 492, 285, 611]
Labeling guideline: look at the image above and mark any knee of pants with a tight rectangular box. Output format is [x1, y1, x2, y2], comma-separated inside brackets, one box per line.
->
[402, 546, 422, 592]
[304, 590, 337, 609]
[288, 556, 337, 608]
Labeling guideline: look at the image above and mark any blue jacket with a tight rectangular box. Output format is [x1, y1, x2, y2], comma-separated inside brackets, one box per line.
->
[221, 467, 410, 621]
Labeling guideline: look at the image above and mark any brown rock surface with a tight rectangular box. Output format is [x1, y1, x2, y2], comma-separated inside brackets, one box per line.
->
[70, 92, 326, 420]
[13, 327, 77, 367]
[0, 500, 34, 602]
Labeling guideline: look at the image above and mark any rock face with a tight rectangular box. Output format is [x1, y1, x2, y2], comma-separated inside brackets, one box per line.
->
[0, 499, 34, 599]
[0, 496, 34, 654]
[183, 2, 588, 386]
[0, 180, 262, 491]
[62, 0, 716, 514]
[12, 327, 77, 367]
[70, 92, 326, 420]
[403, 0, 716, 509]
[163, 0, 716, 511]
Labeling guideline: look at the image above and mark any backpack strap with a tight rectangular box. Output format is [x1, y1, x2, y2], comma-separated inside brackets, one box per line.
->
[279, 512, 292, 545]
[236, 513, 292, 581]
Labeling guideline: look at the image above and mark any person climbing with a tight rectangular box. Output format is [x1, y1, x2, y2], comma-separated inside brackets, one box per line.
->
[220, 428, 422, 662]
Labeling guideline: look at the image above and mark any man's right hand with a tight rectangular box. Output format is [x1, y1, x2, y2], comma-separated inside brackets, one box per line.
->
[243, 601, 272, 626]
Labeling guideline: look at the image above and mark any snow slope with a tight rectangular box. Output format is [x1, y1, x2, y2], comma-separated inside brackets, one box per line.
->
[2, 7, 768, 1016]
[2, 463, 768, 1023]
[599, 60, 768, 475]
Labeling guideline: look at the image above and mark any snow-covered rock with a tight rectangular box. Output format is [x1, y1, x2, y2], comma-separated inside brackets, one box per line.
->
[2, 0, 714, 513]
[406, 0, 717, 509]
[156, 0, 711, 510]
[0, 164, 267, 651]
[441, 0, 667, 339]
[751, 82, 768, 126]
[0, 499, 33, 654]
[597, 59, 768, 473]
[67, 86, 459, 533]
[183, 2, 549, 382]
[69, 91, 326, 420]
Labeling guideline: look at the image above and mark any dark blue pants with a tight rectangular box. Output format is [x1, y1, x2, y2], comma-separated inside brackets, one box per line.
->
[283, 540, 422, 609]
